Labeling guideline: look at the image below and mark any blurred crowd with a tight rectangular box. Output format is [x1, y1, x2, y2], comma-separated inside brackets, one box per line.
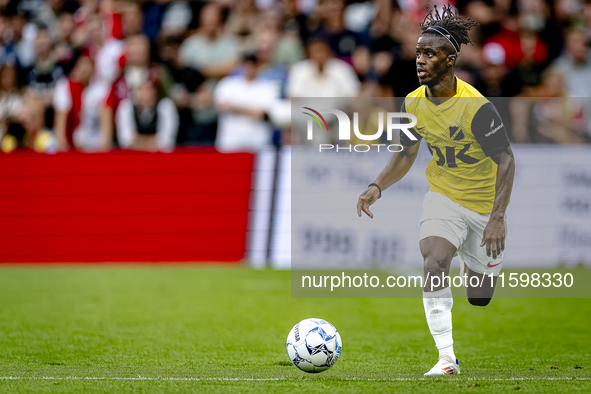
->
[1, 0, 591, 154]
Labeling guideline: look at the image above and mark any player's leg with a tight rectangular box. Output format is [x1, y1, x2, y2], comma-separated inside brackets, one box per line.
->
[421, 236, 455, 292]
[459, 212, 507, 307]
[420, 236, 460, 375]
[421, 235, 456, 353]
[464, 264, 498, 306]
[419, 192, 468, 376]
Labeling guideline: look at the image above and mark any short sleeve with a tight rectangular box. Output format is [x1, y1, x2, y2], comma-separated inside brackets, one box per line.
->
[399, 101, 422, 146]
[471, 102, 510, 156]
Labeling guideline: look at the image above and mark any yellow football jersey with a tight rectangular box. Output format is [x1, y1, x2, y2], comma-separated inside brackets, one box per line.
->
[400, 76, 510, 214]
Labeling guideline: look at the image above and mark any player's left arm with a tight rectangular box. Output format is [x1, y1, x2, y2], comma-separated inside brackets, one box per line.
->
[471, 102, 515, 260]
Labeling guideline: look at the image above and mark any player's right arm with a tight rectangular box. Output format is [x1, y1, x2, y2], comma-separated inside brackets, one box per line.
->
[357, 101, 422, 219]
[356, 142, 420, 219]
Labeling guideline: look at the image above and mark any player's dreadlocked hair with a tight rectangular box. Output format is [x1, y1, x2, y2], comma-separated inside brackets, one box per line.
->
[419, 4, 479, 54]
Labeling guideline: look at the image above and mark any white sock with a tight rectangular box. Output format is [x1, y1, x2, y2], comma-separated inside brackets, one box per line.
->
[423, 287, 456, 361]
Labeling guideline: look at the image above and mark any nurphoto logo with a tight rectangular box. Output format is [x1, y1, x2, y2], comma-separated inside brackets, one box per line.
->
[302, 107, 418, 153]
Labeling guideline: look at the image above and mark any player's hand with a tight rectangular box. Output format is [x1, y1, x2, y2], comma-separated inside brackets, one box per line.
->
[356, 186, 380, 219]
[480, 217, 505, 259]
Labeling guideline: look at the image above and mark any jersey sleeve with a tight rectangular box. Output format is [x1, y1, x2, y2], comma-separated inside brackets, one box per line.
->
[471, 102, 510, 156]
[399, 101, 422, 146]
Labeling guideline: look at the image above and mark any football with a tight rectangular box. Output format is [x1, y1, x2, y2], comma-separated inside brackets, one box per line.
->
[286, 318, 342, 373]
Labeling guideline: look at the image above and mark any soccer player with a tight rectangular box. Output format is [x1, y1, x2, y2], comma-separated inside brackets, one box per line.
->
[356, 5, 515, 376]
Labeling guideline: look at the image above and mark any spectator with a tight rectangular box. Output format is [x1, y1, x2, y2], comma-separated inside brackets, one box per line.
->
[0, 0, 588, 152]
[101, 33, 168, 148]
[78, 13, 103, 60]
[360, 8, 399, 88]
[0, 63, 29, 152]
[551, 27, 591, 97]
[158, 34, 205, 145]
[29, 1, 59, 43]
[214, 54, 279, 151]
[53, 55, 95, 150]
[159, 1, 193, 38]
[68, 14, 124, 151]
[518, 0, 562, 62]
[116, 79, 178, 151]
[0, 64, 25, 133]
[54, 11, 78, 74]
[482, 7, 548, 72]
[179, 3, 239, 78]
[474, 43, 525, 97]
[74, 0, 100, 28]
[0, 14, 8, 63]
[2, 94, 56, 153]
[286, 36, 360, 98]
[272, 2, 306, 67]
[26, 26, 64, 128]
[88, 14, 124, 85]
[307, 0, 366, 68]
[2, 10, 37, 71]
[584, 0, 591, 45]
[381, 25, 421, 98]
[30, 0, 79, 45]
[547, 27, 591, 142]
[511, 68, 588, 143]
[120, 1, 144, 38]
[229, 26, 289, 97]
[225, 0, 261, 52]
[230, 7, 305, 70]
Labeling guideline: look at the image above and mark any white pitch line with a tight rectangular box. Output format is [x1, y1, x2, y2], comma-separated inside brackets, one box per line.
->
[0, 376, 588, 382]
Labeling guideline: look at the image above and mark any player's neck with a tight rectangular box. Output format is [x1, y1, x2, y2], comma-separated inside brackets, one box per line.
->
[425, 74, 457, 104]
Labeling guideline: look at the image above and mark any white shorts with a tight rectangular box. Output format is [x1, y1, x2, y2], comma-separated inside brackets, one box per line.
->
[419, 191, 507, 276]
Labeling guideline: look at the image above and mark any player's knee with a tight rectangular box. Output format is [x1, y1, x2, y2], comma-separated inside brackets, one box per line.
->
[468, 297, 491, 307]
[423, 254, 450, 276]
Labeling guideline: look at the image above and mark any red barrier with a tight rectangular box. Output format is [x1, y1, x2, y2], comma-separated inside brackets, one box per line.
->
[0, 148, 254, 263]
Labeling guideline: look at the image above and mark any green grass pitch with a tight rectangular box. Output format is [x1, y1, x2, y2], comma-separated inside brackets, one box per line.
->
[0, 267, 589, 393]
